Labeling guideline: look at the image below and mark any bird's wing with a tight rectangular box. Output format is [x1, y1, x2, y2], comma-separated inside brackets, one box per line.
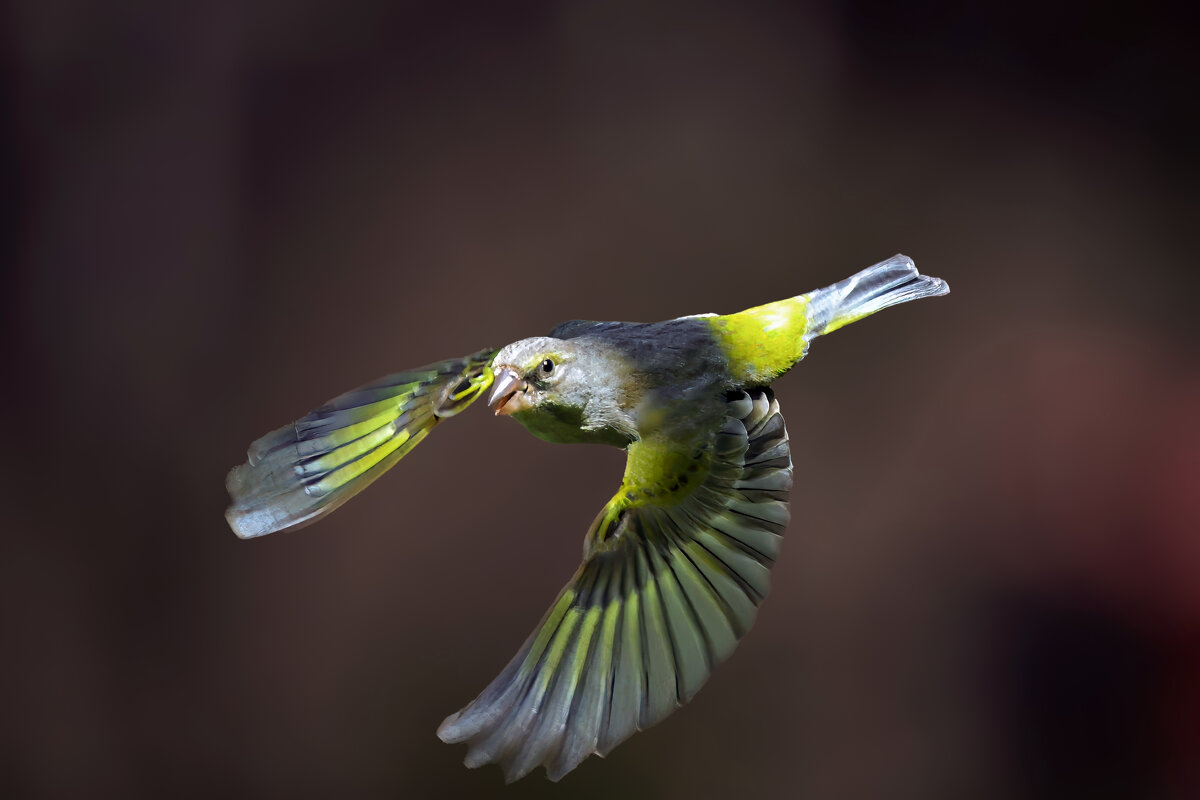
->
[226, 348, 497, 538]
[438, 388, 792, 782]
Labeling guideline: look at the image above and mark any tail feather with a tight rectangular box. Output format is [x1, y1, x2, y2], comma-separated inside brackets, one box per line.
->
[709, 254, 949, 384]
[805, 253, 949, 337]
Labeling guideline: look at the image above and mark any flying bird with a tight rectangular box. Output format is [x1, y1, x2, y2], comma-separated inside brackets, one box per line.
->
[226, 254, 949, 782]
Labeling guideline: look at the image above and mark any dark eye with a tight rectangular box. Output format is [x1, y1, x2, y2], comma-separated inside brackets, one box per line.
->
[539, 358, 555, 377]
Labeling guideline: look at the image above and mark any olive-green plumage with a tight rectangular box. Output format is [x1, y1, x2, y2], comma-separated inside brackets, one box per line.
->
[225, 254, 949, 782]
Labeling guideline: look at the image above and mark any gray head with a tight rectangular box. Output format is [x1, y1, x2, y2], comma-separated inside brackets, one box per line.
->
[487, 336, 636, 444]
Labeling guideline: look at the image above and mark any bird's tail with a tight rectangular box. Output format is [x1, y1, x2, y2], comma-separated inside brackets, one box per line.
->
[804, 253, 949, 338]
[710, 254, 949, 383]
[225, 349, 495, 539]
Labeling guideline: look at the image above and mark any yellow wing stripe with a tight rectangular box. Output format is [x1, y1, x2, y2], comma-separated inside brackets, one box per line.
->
[306, 426, 416, 497]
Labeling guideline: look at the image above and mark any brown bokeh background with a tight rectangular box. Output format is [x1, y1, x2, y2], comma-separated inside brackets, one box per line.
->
[4, 2, 1197, 798]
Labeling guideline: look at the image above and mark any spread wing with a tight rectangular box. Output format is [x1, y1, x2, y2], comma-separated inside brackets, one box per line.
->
[438, 388, 792, 781]
[225, 348, 497, 538]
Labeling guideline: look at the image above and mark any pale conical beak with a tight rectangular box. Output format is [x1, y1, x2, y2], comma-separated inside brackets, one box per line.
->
[487, 367, 529, 415]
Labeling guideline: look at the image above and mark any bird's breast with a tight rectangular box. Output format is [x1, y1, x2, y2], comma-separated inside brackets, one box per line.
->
[511, 403, 633, 447]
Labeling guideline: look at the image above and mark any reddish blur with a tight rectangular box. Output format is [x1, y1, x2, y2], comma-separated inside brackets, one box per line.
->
[4, 2, 1196, 798]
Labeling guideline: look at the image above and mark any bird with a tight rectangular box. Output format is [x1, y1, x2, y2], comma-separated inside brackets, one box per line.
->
[225, 253, 949, 782]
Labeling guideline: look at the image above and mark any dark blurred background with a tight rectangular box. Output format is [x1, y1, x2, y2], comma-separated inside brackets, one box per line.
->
[4, 1, 1197, 797]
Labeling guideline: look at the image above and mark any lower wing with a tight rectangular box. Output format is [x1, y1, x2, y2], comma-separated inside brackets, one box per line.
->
[438, 387, 793, 781]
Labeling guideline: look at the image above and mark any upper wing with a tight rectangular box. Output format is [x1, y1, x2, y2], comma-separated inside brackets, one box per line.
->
[438, 387, 792, 781]
[225, 348, 497, 538]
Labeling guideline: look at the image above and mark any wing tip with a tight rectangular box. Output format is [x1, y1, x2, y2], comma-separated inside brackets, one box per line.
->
[226, 497, 327, 539]
[226, 506, 266, 539]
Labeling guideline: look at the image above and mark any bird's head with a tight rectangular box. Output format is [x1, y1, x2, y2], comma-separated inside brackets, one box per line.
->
[487, 337, 634, 444]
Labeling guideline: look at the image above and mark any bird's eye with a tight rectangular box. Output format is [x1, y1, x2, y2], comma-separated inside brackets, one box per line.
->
[539, 358, 555, 377]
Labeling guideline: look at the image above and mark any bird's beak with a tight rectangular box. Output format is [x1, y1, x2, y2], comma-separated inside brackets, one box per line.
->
[487, 367, 530, 416]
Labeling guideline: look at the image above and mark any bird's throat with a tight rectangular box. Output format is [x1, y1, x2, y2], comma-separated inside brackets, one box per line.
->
[511, 404, 632, 447]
